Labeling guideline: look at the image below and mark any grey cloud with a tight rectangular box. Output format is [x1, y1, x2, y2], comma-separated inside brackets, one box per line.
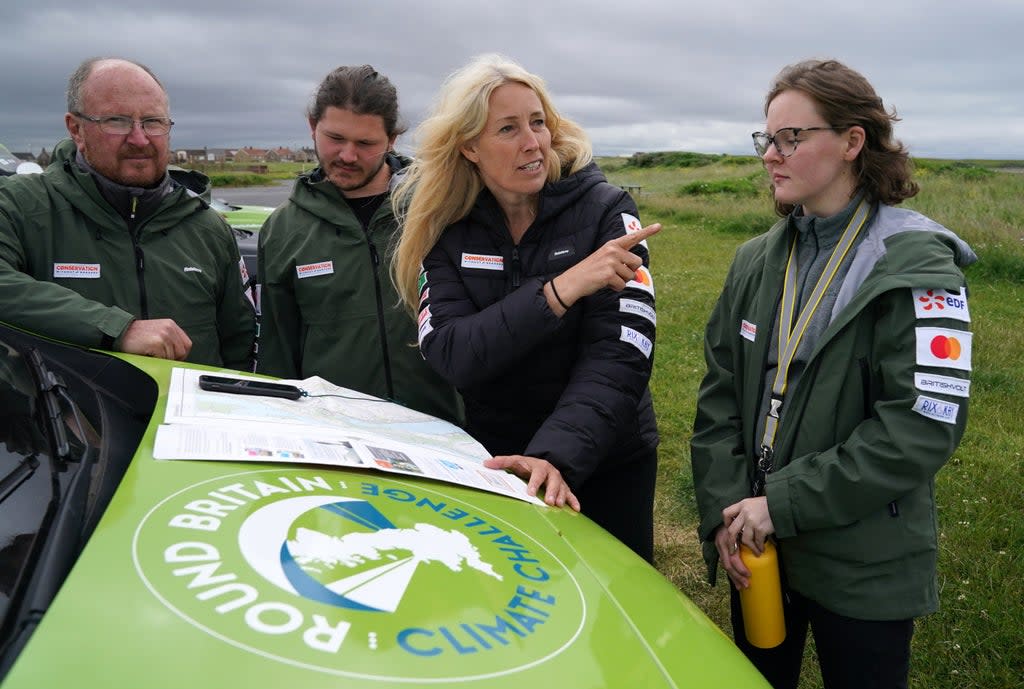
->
[1, 0, 1021, 159]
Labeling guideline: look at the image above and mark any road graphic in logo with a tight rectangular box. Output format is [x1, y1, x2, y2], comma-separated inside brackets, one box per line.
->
[133, 469, 585, 682]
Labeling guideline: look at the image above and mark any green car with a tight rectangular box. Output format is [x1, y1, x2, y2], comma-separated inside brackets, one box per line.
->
[0, 322, 768, 688]
[210, 197, 275, 283]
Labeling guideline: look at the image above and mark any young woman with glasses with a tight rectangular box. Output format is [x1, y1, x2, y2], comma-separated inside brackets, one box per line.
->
[691, 59, 976, 689]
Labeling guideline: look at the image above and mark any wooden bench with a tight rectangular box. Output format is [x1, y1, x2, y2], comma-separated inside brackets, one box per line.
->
[621, 184, 642, 195]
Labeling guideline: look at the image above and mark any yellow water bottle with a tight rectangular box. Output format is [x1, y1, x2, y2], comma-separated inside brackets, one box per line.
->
[739, 539, 786, 648]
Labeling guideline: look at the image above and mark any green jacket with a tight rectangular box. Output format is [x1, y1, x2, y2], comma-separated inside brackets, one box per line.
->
[256, 158, 461, 424]
[0, 139, 255, 369]
[691, 204, 975, 620]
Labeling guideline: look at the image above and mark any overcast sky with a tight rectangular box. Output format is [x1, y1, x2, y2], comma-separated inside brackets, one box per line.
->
[2, 0, 1021, 160]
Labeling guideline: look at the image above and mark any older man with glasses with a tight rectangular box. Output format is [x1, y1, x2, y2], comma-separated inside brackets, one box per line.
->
[0, 57, 255, 369]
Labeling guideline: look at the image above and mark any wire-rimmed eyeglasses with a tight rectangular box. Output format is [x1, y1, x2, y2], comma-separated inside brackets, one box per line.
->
[751, 127, 841, 158]
[73, 113, 174, 137]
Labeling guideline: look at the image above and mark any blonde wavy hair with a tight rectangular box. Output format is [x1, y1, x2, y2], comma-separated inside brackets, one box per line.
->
[392, 54, 592, 313]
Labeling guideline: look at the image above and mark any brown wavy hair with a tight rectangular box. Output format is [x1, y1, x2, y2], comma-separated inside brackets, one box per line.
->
[765, 59, 918, 216]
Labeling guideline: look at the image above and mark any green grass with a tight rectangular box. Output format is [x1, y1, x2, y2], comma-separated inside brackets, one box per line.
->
[600, 154, 1024, 689]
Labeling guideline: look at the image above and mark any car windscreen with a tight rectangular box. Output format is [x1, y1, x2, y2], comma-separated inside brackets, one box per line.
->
[0, 325, 156, 680]
[0, 341, 63, 623]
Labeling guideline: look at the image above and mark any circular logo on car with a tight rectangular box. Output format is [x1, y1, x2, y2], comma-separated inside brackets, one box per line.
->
[133, 469, 585, 681]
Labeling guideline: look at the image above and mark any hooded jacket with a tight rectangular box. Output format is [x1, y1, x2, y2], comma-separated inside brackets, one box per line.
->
[256, 155, 461, 424]
[417, 162, 658, 489]
[691, 203, 976, 620]
[0, 139, 255, 369]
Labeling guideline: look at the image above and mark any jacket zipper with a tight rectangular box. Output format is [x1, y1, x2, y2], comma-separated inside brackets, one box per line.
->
[364, 228, 394, 400]
[511, 246, 521, 289]
[129, 197, 150, 318]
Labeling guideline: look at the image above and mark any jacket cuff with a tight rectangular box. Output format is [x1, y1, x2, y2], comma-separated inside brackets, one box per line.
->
[765, 475, 796, 538]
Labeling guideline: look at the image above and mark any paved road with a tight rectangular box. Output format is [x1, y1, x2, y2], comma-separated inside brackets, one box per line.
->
[214, 179, 293, 208]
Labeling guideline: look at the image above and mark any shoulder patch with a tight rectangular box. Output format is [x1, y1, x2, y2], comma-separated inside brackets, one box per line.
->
[619, 298, 656, 325]
[913, 287, 970, 322]
[915, 327, 972, 371]
[914, 371, 970, 398]
[620, 325, 653, 358]
[417, 305, 433, 346]
[912, 395, 960, 425]
[622, 212, 648, 249]
[625, 265, 655, 296]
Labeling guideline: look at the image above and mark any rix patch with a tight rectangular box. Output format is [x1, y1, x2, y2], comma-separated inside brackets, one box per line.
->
[619, 325, 653, 358]
[912, 395, 960, 425]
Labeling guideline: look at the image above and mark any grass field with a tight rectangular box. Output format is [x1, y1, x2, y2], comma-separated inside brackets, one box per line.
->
[597, 153, 1024, 689]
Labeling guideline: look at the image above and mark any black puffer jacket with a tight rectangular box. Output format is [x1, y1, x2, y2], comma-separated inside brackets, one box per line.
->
[417, 163, 658, 488]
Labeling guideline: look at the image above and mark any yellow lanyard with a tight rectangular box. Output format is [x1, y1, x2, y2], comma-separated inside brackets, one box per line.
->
[753, 200, 870, 493]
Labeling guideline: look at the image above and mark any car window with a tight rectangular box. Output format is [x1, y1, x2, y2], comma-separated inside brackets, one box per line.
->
[0, 343, 53, 618]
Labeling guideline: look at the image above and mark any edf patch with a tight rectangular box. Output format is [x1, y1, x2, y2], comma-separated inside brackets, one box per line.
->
[912, 287, 970, 322]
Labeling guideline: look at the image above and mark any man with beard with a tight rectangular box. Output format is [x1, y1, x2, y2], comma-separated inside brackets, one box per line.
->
[257, 65, 461, 423]
[0, 57, 255, 368]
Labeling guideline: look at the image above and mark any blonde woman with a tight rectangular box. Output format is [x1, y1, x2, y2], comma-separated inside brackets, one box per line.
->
[393, 55, 661, 561]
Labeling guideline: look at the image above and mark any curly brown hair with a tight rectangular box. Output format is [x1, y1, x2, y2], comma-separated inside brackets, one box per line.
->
[765, 59, 918, 216]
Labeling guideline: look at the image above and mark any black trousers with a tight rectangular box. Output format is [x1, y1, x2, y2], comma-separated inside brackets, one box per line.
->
[730, 585, 914, 689]
[574, 446, 657, 563]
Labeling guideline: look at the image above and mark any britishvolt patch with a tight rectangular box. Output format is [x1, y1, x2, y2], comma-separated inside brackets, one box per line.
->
[461, 253, 503, 271]
[740, 319, 757, 342]
[626, 266, 654, 296]
[914, 372, 970, 398]
[620, 325, 653, 358]
[912, 286, 970, 322]
[619, 298, 656, 325]
[53, 262, 100, 279]
[622, 213, 648, 249]
[912, 395, 960, 425]
[916, 327, 972, 371]
[296, 261, 334, 279]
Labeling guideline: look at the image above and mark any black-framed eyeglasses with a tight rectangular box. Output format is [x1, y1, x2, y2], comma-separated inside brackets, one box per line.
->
[751, 127, 840, 158]
[73, 112, 174, 137]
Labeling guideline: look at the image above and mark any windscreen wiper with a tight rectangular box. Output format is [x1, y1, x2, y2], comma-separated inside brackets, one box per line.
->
[26, 349, 70, 461]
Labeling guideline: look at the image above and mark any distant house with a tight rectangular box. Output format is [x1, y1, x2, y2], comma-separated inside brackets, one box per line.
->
[204, 148, 230, 163]
[234, 147, 267, 163]
[174, 148, 209, 164]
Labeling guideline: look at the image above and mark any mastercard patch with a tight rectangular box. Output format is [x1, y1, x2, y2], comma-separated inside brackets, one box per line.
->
[915, 327, 972, 371]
